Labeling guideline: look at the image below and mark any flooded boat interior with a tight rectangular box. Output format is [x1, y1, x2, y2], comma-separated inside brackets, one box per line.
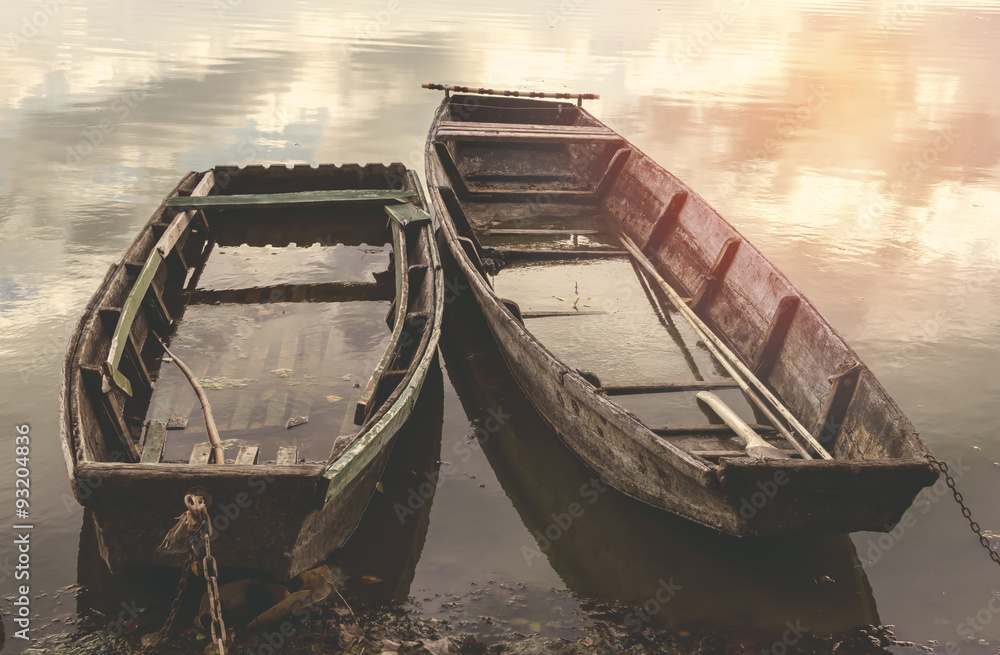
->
[145, 205, 396, 464]
[478, 208, 797, 464]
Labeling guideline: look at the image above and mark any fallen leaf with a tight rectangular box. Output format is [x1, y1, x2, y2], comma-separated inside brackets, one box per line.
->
[381, 638, 402, 650]
[339, 622, 363, 649]
[247, 590, 311, 628]
[573, 297, 580, 308]
[60, 584, 87, 594]
[376, 481, 385, 493]
[141, 633, 159, 647]
[361, 575, 383, 585]
[421, 637, 460, 654]
[326, 395, 343, 402]
[580, 636, 593, 646]
[285, 416, 308, 429]
[341, 374, 352, 381]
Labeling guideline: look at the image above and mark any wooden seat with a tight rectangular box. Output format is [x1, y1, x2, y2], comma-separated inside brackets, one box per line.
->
[437, 121, 621, 143]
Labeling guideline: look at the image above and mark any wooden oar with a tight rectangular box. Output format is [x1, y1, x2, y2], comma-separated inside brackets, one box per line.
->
[619, 235, 831, 460]
[696, 391, 789, 461]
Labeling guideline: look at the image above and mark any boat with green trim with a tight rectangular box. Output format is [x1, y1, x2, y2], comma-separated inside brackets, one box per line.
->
[60, 163, 443, 579]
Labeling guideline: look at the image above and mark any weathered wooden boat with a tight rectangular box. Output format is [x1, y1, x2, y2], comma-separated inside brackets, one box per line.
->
[60, 163, 444, 579]
[425, 88, 938, 536]
[439, 279, 879, 638]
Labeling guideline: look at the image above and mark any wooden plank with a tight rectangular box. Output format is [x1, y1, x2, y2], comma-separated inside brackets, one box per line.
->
[356, 219, 409, 425]
[166, 188, 416, 210]
[156, 172, 216, 258]
[103, 250, 164, 397]
[600, 381, 740, 395]
[80, 365, 140, 462]
[385, 203, 431, 227]
[500, 248, 628, 261]
[189, 281, 392, 305]
[140, 421, 167, 463]
[189, 443, 213, 465]
[276, 445, 298, 466]
[643, 191, 688, 254]
[650, 424, 779, 437]
[812, 363, 863, 448]
[433, 141, 470, 196]
[235, 445, 259, 465]
[691, 237, 742, 313]
[439, 121, 616, 135]
[522, 310, 608, 318]
[752, 295, 801, 380]
[264, 392, 290, 427]
[595, 147, 632, 199]
[482, 228, 601, 236]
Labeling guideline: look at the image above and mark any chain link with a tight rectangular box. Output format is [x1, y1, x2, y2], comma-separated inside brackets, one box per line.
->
[196, 497, 228, 655]
[927, 454, 1000, 567]
[141, 494, 229, 655]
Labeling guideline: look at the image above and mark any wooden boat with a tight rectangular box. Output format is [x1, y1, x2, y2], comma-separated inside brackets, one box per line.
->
[60, 163, 444, 579]
[425, 90, 938, 537]
[438, 280, 880, 638]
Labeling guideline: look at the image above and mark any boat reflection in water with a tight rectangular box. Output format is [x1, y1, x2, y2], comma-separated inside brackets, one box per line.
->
[439, 268, 879, 644]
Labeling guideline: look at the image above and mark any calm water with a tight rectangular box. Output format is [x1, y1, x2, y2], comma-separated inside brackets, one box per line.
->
[1, 0, 999, 651]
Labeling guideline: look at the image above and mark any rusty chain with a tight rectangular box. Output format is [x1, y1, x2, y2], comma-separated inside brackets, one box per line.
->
[195, 495, 228, 655]
[927, 454, 1000, 567]
[141, 494, 228, 655]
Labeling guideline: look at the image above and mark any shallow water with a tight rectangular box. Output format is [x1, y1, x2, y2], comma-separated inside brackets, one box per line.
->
[1, 0, 999, 651]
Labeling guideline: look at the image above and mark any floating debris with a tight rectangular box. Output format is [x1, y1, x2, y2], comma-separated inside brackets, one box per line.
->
[286, 416, 308, 429]
[271, 368, 294, 378]
[198, 376, 254, 389]
[326, 395, 343, 402]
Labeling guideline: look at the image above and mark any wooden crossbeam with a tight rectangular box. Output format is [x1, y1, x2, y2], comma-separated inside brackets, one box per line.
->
[595, 147, 632, 198]
[600, 381, 740, 395]
[643, 191, 688, 254]
[500, 248, 628, 261]
[166, 188, 416, 210]
[752, 296, 801, 379]
[521, 310, 607, 318]
[691, 237, 741, 313]
[189, 281, 392, 305]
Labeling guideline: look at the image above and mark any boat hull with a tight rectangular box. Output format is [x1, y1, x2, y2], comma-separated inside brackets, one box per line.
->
[426, 95, 937, 536]
[61, 163, 444, 578]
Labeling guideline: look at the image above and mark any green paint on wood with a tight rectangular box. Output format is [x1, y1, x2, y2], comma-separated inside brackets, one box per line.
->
[104, 249, 164, 397]
[385, 203, 431, 227]
[166, 189, 417, 209]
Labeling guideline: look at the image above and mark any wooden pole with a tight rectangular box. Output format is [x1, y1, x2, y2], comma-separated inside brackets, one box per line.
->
[158, 339, 225, 465]
[619, 235, 832, 459]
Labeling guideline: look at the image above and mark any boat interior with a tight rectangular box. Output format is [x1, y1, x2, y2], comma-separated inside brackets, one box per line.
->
[431, 94, 928, 467]
[72, 164, 435, 468]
